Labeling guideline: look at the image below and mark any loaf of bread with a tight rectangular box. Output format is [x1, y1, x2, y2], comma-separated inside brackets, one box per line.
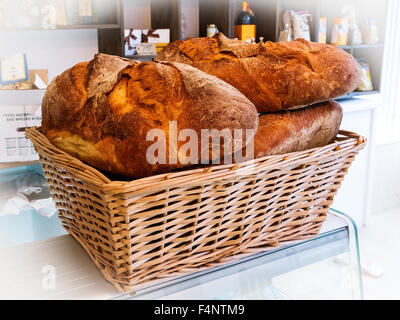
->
[156, 33, 361, 113]
[41, 53, 259, 178]
[252, 100, 343, 158]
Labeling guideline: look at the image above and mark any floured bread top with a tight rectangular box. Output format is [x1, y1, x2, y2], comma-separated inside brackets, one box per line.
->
[41, 53, 259, 178]
[155, 33, 361, 112]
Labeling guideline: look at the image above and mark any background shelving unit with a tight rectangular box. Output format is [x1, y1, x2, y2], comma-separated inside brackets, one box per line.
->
[199, 0, 387, 98]
[187, 0, 387, 97]
[0, 0, 125, 172]
[0, 0, 388, 246]
[0, 0, 388, 171]
[275, 0, 387, 98]
[0, 1, 125, 244]
[121, 0, 387, 100]
[0, 0, 125, 56]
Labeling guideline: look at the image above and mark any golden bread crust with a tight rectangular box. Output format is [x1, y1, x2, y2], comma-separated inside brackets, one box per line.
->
[42, 54, 259, 178]
[155, 33, 361, 112]
[253, 100, 343, 158]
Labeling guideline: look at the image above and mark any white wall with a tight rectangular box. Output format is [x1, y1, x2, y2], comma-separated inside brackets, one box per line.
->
[377, 0, 400, 144]
[0, 29, 98, 82]
[332, 99, 376, 226]
[181, 0, 199, 39]
[370, 142, 400, 214]
[123, 0, 151, 29]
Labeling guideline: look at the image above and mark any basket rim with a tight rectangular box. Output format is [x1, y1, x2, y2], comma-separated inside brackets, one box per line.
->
[26, 126, 366, 194]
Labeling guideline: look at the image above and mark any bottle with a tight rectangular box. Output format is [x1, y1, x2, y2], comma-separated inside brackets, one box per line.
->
[278, 23, 290, 42]
[318, 17, 327, 44]
[342, 5, 361, 45]
[331, 18, 349, 46]
[258, 36, 264, 44]
[236, 1, 255, 25]
[361, 19, 379, 44]
[234, 1, 256, 42]
[207, 24, 218, 37]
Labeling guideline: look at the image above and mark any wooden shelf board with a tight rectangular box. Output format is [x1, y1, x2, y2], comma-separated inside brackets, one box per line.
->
[0, 89, 46, 92]
[335, 90, 380, 101]
[336, 44, 384, 49]
[0, 89, 45, 105]
[351, 90, 380, 96]
[0, 161, 40, 170]
[56, 24, 121, 30]
[125, 55, 156, 62]
[0, 24, 121, 32]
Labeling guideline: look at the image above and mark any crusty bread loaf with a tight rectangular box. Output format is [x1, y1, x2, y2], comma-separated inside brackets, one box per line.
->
[252, 100, 343, 158]
[155, 33, 361, 113]
[42, 53, 259, 178]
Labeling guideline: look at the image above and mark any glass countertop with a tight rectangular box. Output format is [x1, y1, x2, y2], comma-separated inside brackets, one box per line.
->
[0, 209, 363, 300]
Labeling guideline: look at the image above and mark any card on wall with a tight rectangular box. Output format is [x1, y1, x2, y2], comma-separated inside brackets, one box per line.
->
[0, 54, 28, 85]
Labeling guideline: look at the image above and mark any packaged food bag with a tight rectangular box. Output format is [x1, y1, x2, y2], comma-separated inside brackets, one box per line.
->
[331, 18, 349, 46]
[357, 60, 373, 91]
[290, 10, 312, 41]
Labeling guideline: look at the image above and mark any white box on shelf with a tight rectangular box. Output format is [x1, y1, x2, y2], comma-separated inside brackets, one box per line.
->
[142, 29, 170, 53]
[0, 105, 41, 162]
[141, 29, 170, 43]
[124, 29, 142, 56]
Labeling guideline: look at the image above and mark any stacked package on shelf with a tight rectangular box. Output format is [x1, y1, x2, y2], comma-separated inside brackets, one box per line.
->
[0, 53, 48, 162]
[0, 105, 42, 163]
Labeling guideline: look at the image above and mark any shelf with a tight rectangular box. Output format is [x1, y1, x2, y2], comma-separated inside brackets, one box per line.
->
[0, 161, 40, 171]
[0, 210, 356, 299]
[54, 24, 121, 30]
[352, 90, 381, 96]
[335, 90, 380, 101]
[275, 0, 387, 94]
[125, 55, 156, 62]
[0, 89, 46, 92]
[337, 44, 384, 50]
[0, 24, 121, 32]
[129, 215, 350, 299]
[0, 89, 45, 105]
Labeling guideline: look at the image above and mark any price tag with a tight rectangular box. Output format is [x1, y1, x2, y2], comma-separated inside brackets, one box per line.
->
[136, 43, 157, 55]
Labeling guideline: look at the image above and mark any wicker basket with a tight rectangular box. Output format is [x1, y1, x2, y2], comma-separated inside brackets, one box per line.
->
[26, 126, 365, 292]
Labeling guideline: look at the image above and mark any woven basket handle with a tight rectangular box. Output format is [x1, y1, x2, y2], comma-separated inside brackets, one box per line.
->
[338, 129, 361, 139]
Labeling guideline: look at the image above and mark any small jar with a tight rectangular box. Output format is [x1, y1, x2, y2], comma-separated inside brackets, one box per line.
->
[207, 24, 218, 37]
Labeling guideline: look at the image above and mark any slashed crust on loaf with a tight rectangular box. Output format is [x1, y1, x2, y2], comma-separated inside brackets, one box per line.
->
[155, 33, 361, 113]
[42, 53, 259, 178]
